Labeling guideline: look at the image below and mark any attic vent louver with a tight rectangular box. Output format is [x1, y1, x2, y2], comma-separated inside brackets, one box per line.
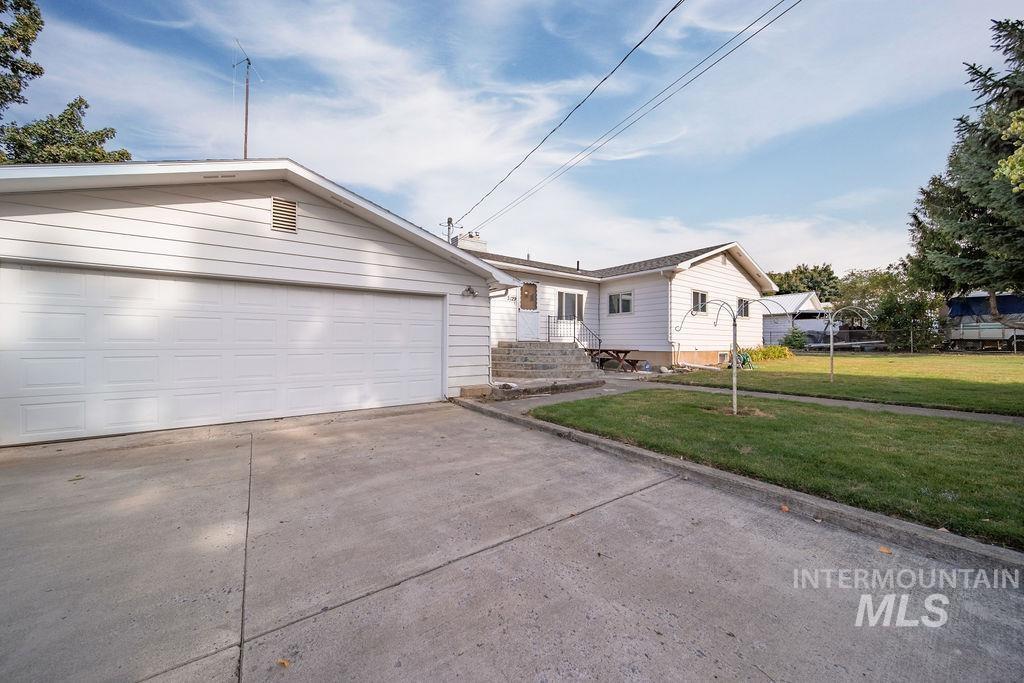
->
[271, 197, 298, 233]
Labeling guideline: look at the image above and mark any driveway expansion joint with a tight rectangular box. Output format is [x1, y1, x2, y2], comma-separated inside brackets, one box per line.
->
[240, 473, 678, 645]
[236, 433, 255, 682]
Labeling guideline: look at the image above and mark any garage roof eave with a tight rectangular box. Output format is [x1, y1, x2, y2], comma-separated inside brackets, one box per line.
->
[0, 158, 517, 287]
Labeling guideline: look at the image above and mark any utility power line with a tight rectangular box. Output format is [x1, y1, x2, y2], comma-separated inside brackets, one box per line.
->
[472, 0, 803, 232]
[453, 0, 689, 226]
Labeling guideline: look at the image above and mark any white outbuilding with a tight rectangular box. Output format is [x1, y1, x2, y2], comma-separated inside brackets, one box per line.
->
[760, 291, 829, 345]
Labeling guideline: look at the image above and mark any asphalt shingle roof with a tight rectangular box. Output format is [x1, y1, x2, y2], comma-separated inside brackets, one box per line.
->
[464, 243, 731, 279]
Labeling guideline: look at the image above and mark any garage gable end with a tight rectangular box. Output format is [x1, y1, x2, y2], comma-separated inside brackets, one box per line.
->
[0, 173, 493, 445]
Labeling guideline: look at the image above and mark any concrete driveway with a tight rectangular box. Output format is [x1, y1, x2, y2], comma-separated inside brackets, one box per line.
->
[1, 402, 1021, 682]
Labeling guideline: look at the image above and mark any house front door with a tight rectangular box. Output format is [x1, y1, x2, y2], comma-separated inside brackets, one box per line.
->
[517, 282, 540, 341]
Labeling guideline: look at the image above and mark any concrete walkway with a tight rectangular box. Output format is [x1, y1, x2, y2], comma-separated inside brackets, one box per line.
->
[568, 375, 1024, 425]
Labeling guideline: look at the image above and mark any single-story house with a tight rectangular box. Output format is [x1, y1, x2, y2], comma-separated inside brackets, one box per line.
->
[456, 235, 777, 367]
[0, 159, 517, 446]
[760, 291, 829, 345]
[945, 291, 1024, 351]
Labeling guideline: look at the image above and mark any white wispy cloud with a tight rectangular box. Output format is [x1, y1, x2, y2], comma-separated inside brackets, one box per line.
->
[10, 0, 1014, 274]
[814, 188, 901, 212]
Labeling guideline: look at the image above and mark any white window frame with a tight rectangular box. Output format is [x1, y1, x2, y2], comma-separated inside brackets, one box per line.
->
[557, 291, 584, 320]
[608, 291, 633, 315]
[737, 298, 750, 318]
[692, 290, 708, 315]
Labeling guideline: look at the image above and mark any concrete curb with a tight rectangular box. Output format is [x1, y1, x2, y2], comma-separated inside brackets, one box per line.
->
[451, 397, 1024, 571]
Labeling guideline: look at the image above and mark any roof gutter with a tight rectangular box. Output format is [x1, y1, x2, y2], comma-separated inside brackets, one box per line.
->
[480, 260, 602, 283]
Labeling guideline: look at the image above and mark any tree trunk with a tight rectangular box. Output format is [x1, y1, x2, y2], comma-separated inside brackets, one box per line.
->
[988, 291, 1024, 330]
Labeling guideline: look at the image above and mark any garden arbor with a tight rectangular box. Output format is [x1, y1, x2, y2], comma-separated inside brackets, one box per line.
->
[823, 306, 874, 383]
[675, 298, 792, 415]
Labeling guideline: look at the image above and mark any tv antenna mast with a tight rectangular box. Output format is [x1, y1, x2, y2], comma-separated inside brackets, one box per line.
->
[233, 39, 264, 159]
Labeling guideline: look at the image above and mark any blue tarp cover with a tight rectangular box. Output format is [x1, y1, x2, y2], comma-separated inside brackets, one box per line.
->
[948, 294, 1024, 317]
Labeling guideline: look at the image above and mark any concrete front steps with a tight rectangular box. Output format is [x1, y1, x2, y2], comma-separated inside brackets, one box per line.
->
[491, 341, 604, 379]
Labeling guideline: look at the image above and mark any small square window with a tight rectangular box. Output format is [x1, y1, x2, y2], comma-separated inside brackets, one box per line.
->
[737, 298, 750, 317]
[608, 292, 632, 314]
[692, 290, 707, 314]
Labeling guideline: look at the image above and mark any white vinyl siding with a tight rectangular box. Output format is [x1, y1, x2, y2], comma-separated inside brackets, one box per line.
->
[487, 271, 599, 344]
[599, 273, 670, 351]
[0, 179, 491, 398]
[671, 253, 764, 352]
[490, 288, 518, 346]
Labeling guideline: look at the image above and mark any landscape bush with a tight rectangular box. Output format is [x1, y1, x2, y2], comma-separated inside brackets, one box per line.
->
[780, 328, 808, 350]
[741, 345, 793, 362]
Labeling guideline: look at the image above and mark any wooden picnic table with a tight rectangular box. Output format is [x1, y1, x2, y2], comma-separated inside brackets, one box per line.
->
[586, 348, 640, 372]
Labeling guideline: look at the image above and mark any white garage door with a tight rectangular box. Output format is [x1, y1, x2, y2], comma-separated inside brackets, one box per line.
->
[0, 263, 445, 446]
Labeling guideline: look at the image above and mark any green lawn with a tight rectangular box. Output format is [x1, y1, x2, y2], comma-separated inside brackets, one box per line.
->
[531, 390, 1024, 549]
[653, 353, 1024, 416]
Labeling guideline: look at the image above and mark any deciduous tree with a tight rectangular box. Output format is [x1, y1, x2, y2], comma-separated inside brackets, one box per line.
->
[0, 1, 131, 163]
[766, 263, 841, 299]
[0, 97, 130, 163]
[0, 0, 44, 117]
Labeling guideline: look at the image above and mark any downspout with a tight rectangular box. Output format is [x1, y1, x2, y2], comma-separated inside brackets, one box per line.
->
[488, 287, 512, 389]
[661, 269, 675, 364]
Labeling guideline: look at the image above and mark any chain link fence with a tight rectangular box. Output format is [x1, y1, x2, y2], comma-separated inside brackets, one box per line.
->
[763, 327, 1022, 353]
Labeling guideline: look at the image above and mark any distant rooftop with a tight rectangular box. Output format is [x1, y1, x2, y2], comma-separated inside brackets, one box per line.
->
[463, 243, 730, 279]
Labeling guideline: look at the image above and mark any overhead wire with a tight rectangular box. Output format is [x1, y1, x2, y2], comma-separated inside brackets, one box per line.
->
[472, 0, 803, 232]
[453, 0, 689, 225]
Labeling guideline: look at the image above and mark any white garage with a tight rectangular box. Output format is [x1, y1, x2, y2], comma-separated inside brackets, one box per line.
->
[0, 160, 517, 446]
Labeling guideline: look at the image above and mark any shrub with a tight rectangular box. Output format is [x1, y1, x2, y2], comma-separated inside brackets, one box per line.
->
[741, 345, 793, 362]
[780, 327, 808, 350]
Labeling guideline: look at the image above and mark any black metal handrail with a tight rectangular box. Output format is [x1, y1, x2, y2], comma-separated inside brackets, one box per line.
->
[546, 316, 601, 350]
[575, 318, 601, 350]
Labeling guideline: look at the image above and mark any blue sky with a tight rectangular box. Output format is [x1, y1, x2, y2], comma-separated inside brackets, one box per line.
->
[15, 0, 1020, 272]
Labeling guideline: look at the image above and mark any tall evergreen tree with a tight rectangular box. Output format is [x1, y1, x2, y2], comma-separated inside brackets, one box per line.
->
[907, 20, 1024, 328]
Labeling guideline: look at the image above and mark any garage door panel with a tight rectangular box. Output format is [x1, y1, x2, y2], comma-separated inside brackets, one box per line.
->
[331, 354, 365, 375]
[21, 399, 87, 436]
[3, 307, 89, 345]
[104, 272, 162, 304]
[0, 264, 446, 445]
[332, 321, 368, 345]
[234, 317, 278, 345]
[408, 321, 442, 345]
[172, 354, 225, 383]
[235, 283, 281, 309]
[235, 353, 278, 381]
[103, 395, 160, 429]
[234, 387, 279, 417]
[103, 354, 160, 388]
[172, 316, 223, 344]
[285, 352, 327, 379]
[333, 290, 371, 314]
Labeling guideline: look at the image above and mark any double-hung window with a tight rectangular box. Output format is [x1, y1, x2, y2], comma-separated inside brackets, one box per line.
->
[608, 292, 633, 314]
[691, 290, 708, 314]
[557, 291, 584, 320]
